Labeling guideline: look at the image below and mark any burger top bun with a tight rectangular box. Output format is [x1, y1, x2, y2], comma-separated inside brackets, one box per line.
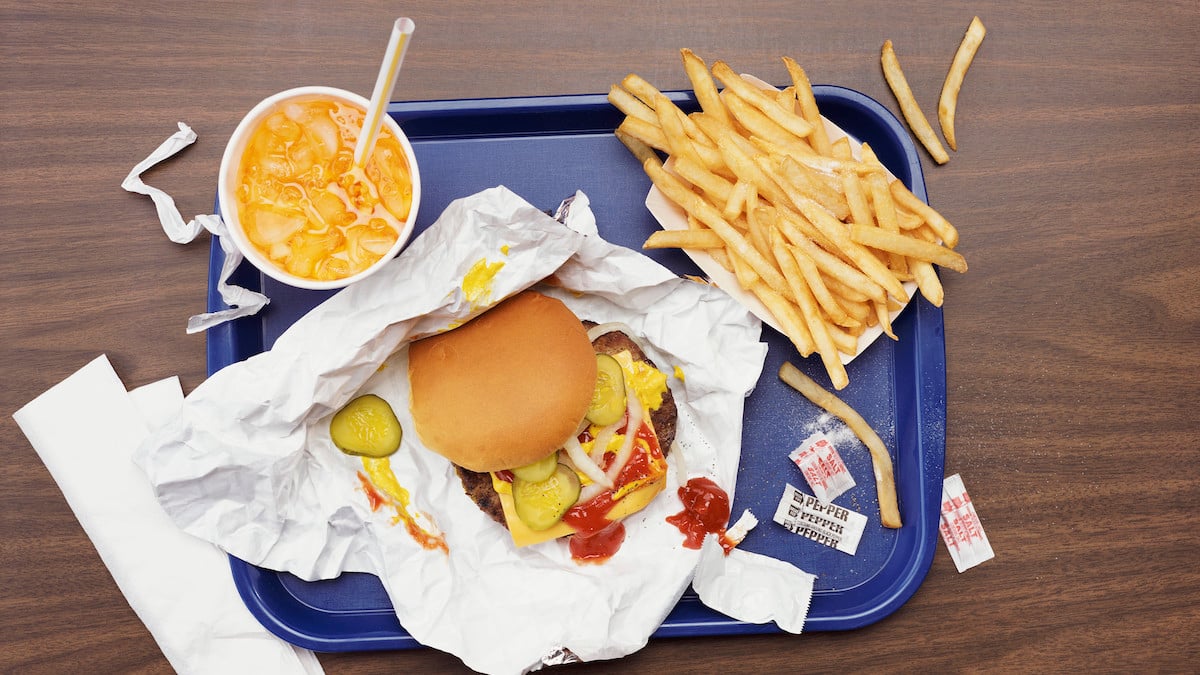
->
[408, 290, 598, 473]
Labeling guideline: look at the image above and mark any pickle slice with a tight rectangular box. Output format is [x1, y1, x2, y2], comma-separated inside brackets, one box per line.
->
[512, 463, 582, 531]
[587, 353, 627, 426]
[330, 394, 403, 458]
[511, 451, 559, 482]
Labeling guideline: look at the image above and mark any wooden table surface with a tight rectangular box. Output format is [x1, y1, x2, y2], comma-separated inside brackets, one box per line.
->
[3, 1, 1197, 672]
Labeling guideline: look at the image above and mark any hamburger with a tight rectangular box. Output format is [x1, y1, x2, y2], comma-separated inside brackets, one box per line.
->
[408, 290, 677, 554]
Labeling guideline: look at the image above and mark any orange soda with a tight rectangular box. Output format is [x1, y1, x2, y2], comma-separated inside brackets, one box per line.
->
[234, 99, 414, 281]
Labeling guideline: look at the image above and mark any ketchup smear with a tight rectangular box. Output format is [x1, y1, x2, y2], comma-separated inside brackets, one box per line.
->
[560, 420, 664, 564]
[666, 477, 733, 553]
[563, 488, 625, 563]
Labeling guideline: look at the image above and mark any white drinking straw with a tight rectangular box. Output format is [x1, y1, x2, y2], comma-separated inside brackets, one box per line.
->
[353, 18, 415, 168]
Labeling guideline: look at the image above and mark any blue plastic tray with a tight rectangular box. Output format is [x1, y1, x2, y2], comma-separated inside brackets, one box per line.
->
[207, 86, 946, 651]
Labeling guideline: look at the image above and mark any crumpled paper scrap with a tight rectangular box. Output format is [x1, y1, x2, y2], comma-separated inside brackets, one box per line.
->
[137, 186, 814, 674]
[694, 538, 816, 633]
[12, 355, 323, 675]
[121, 122, 269, 333]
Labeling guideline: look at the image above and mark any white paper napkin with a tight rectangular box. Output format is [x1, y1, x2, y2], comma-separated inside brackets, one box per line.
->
[13, 355, 323, 675]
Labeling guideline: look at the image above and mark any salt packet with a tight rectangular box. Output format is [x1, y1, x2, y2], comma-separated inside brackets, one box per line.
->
[939, 474, 994, 572]
[788, 432, 856, 503]
[772, 483, 867, 555]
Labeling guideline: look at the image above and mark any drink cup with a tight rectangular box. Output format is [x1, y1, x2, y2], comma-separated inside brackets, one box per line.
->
[218, 86, 421, 290]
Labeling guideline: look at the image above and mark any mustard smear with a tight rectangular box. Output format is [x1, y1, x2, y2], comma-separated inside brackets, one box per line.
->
[463, 257, 505, 308]
[612, 350, 669, 412]
[360, 457, 448, 554]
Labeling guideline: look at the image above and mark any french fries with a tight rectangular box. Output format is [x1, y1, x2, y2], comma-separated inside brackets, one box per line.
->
[608, 49, 967, 391]
[779, 362, 902, 528]
[939, 17, 987, 151]
[881, 40, 950, 165]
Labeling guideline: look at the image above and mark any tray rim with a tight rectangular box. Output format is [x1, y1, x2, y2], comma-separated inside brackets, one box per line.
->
[207, 84, 946, 651]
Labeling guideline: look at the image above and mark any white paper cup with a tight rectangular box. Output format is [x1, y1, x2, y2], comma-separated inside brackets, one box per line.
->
[218, 86, 421, 291]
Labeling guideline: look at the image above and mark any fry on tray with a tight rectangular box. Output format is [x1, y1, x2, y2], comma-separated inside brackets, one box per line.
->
[881, 40, 950, 165]
[608, 49, 967, 390]
[939, 16, 987, 151]
[642, 229, 724, 250]
[778, 362, 901, 528]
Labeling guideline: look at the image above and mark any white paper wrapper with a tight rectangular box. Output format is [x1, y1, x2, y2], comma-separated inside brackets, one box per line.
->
[137, 186, 784, 673]
[121, 123, 270, 333]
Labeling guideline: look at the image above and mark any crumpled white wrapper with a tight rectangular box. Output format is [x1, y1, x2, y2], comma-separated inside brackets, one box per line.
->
[121, 122, 270, 333]
[137, 186, 805, 673]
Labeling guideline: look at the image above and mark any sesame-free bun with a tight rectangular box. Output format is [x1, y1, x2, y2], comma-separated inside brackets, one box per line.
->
[408, 291, 598, 473]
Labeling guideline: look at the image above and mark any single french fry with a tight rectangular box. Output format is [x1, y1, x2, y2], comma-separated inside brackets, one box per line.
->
[614, 127, 659, 168]
[620, 73, 659, 107]
[673, 155, 735, 205]
[910, 259, 944, 306]
[786, 271, 849, 390]
[838, 295, 873, 323]
[939, 17, 987, 151]
[644, 158, 793, 298]
[618, 116, 670, 154]
[841, 166, 874, 226]
[775, 85, 797, 109]
[911, 224, 941, 243]
[746, 206, 773, 260]
[848, 223, 968, 273]
[896, 205, 925, 230]
[711, 61, 814, 140]
[881, 40, 950, 165]
[861, 144, 907, 274]
[723, 90, 816, 158]
[723, 179, 753, 221]
[750, 282, 815, 357]
[873, 299, 897, 340]
[788, 244, 859, 328]
[643, 229, 725, 250]
[608, 85, 658, 126]
[729, 245, 761, 288]
[623, 72, 710, 142]
[778, 362, 902, 528]
[830, 135, 853, 161]
[782, 56, 832, 156]
[825, 320, 859, 356]
[681, 48, 732, 127]
[654, 93, 706, 169]
[889, 180, 959, 248]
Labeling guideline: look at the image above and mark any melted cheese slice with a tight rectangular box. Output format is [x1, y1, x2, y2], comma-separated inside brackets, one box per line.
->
[494, 475, 667, 547]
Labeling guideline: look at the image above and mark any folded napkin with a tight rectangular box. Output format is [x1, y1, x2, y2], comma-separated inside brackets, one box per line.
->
[13, 355, 323, 675]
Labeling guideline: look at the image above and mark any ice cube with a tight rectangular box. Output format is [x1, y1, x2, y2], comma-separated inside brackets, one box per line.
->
[244, 205, 306, 247]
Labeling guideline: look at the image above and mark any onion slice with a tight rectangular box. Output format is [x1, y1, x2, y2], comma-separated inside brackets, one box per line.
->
[587, 418, 621, 466]
[564, 435, 612, 489]
[604, 375, 644, 484]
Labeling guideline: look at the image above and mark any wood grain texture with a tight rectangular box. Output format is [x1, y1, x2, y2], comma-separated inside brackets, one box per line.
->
[2, 1, 1198, 672]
